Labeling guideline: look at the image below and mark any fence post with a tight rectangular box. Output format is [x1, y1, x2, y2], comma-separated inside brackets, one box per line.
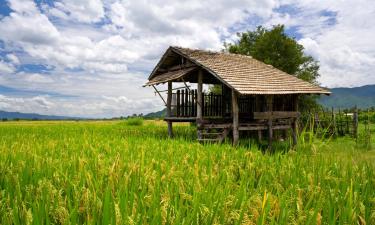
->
[167, 81, 173, 137]
[176, 90, 180, 117]
[346, 111, 349, 134]
[353, 106, 358, 139]
[185, 88, 188, 116]
[331, 107, 336, 136]
[181, 89, 185, 117]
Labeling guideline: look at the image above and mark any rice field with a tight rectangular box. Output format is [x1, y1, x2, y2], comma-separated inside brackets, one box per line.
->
[0, 120, 374, 224]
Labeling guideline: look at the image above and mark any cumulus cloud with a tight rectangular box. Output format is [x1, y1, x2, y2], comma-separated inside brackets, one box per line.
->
[0, 0, 60, 45]
[6, 54, 20, 65]
[0, 60, 15, 73]
[0, 94, 54, 113]
[49, 0, 105, 23]
[276, 0, 375, 87]
[0, 94, 160, 117]
[0, 0, 138, 74]
[0, 0, 374, 117]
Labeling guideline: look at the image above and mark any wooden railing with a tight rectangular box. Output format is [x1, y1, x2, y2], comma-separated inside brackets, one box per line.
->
[171, 90, 228, 118]
[170, 90, 299, 119]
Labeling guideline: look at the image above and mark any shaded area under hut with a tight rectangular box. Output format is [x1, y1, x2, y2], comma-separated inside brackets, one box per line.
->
[144, 46, 330, 150]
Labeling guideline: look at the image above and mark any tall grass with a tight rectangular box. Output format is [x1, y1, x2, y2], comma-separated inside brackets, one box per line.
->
[125, 117, 144, 126]
[0, 121, 374, 224]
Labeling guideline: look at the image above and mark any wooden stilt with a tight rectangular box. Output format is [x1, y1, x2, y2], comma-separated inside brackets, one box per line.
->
[197, 70, 203, 139]
[176, 90, 180, 117]
[292, 95, 299, 146]
[268, 117, 273, 150]
[256, 95, 262, 142]
[266, 95, 273, 151]
[185, 88, 189, 116]
[232, 89, 239, 146]
[167, 81, 173, 138]
[258, 131, 263, 142]
[292, 119, 297, 146]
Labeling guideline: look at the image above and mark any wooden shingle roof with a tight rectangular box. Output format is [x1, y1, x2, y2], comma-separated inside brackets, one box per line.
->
[145, 67, 197, 86]
[147, 46, 330, 95]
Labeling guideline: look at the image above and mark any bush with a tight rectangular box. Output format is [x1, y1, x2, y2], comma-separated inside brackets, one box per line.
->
[125, 117, 144, 126]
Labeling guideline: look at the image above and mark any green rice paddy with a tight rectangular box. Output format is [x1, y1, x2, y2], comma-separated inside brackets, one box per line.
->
[0, 120, 374, 224]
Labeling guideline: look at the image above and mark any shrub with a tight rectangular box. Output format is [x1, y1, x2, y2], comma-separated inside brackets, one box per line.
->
[125, 117, 144, 126]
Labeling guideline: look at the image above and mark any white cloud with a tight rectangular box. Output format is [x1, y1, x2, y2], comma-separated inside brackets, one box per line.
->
[0, 60, 15, 73]
[0, 0, 60, 45]
[6, 54, 20, 65]
[0, 94, 161, 117]
[21, 73, 54, 84]
[31, 96, 54, 108]
[288, 0, 375, 87]
[48, 0, 105, 23]
[0, 0, 374, 116]
[0, 94, 53, 112]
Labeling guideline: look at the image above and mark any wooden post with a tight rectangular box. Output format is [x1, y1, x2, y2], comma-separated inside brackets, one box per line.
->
[197, 70, 203, 139]
[194, 90, 198, 116]
[346, 112, 349, 134]
[256, 95, 262, 142]
[191, 90, 195, 117]
[353, 106, 358, 139]
[167, 81, 173, 137]
[176, 90, 180, 117]
[197, 70, 203, 121]
[181, 89, 185, 117]
[292, 95, 298, 146]
[332, 107, 336, 136]
[185, 88, 188, 116]
[221, 84, 225, 116]
[232, 89, 239, 146]
[266, 95, 273, 151]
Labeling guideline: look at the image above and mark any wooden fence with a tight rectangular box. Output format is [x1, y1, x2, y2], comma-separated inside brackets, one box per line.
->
[301, 107, 359, 137]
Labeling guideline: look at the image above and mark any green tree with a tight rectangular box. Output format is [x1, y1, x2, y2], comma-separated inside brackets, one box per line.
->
[225, 25, 321, 111]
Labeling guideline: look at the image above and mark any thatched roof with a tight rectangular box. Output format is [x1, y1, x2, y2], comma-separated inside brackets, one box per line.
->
[145, 46, 330, 95]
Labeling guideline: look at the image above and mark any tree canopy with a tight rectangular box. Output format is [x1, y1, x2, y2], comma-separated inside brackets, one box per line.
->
[225, 25, 321, 110]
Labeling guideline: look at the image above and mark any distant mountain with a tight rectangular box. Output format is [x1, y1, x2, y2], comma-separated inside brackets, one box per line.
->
[143, 108, 166, 119]
[0, 110, 81, 120]
[319, 84, 375, 109]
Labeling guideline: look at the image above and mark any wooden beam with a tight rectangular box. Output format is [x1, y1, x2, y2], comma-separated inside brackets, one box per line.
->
[197, 70, 203, 139]
[156, 86, 190, 93]
[152, 85, 167, 105]
[164, 117, 196, 122]
[201, 123, 232, 129]
[238, 124, 291, 131]
[232, 90, 239, 146]
[266, 95, 273, 151]
[157, 64, 196, 73]
[197, 70, 203, 121]
[176, 90, 180, 117]
[185, 88, 188, 116]
[253, 111, 300, 120]
[182, 77, 201, 108]
[167, 81, 173, 138]
[292, 95, 299, 146]
[256, 96, 262, 142]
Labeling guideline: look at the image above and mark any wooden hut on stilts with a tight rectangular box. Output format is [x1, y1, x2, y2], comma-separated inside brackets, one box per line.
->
[144, 46, 330, 149]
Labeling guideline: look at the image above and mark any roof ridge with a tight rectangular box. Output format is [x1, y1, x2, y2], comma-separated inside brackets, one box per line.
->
[171, 46, 253, 59]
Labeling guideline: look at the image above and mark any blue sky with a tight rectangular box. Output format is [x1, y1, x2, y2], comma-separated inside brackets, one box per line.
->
[0, 0, 374, 117]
